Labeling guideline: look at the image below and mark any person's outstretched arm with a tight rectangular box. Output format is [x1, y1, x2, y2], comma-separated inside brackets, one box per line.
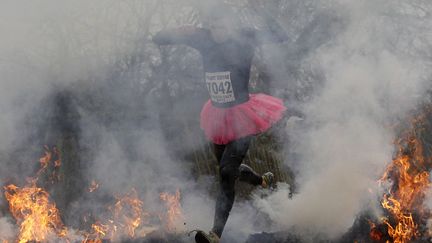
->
[153, 26, 206, 48]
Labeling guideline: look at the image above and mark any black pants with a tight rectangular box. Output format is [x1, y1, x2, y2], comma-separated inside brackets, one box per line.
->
[211, 136, 263, 237]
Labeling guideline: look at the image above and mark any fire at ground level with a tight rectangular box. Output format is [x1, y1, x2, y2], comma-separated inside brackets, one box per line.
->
[2, 106, 432, 243]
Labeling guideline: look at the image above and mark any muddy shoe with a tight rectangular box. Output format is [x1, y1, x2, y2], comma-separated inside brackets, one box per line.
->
[261, 172, 275, 189]
[192, 230, 220, 243]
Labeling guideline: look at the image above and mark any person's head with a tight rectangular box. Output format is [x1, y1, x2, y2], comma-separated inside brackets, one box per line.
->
[201, 3, 240, 43]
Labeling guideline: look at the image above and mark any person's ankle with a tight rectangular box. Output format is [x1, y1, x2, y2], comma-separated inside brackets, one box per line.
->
[261, 178, 267, 187]
[261, 172, 274, 189]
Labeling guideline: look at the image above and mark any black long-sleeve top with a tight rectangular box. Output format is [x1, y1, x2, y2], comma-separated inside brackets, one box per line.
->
[153, 25, 287, 108]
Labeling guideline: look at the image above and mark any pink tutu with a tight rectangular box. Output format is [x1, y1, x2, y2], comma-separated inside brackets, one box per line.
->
[200, 93, 286, 145]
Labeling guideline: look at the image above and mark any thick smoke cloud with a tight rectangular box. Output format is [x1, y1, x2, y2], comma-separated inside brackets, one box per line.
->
[0, 0, 211, 239]
[0, 0, 146, 151]
[0, 217, 15, 241]
[254, 0, 432, 239]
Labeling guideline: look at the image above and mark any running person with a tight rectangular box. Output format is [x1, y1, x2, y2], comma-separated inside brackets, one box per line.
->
[153, 3, 288, 243]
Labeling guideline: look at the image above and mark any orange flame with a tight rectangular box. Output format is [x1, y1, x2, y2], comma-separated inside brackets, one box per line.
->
[4, 182, 68, 243]
[160, 189, 184, 232]
[377, 116, 431, 243]
[82, 188, 148, 242]
[82, 221, 109, 242]
[369, 221, 384, 241]
[88, 180, 99, 193]
[3, 147, 184, 242]
[37, 147, 52, 176]
[36, 146, 62, 183]
[3, 147, 68, 243]
[53, 147, 62, 168]
[111, 188, 144, 238]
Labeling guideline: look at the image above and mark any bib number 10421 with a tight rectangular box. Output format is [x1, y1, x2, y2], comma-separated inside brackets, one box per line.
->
[205, 71, 235, 104]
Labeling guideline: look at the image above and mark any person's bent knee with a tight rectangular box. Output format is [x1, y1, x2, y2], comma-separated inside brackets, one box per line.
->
[219, 164, 239, 181]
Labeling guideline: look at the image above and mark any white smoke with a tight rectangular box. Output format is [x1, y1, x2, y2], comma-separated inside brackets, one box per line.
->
[0, 0, 216, 241]
[254, 0, 431, 239]
[0, 217, 16, 241]
[0, 0, 151, 152]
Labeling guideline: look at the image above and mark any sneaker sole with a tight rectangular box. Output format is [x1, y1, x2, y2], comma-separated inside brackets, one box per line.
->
[195, 231, 211, 243]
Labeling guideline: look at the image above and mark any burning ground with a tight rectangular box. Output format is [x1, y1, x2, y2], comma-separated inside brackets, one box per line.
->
[1, 147, 190, 243]
[248, 107, 432, 243]
[2, 110, 432, 243]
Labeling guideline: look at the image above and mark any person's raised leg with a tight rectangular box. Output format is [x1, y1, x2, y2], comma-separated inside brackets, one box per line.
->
[239, 164, 274, 188]
[238, 164, 262, 185]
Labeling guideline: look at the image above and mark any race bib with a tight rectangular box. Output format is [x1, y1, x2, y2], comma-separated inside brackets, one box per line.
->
[205, 71, 235, 104]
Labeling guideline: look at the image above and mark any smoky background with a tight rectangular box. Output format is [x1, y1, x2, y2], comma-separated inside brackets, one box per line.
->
[0, 0, 431, 242]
